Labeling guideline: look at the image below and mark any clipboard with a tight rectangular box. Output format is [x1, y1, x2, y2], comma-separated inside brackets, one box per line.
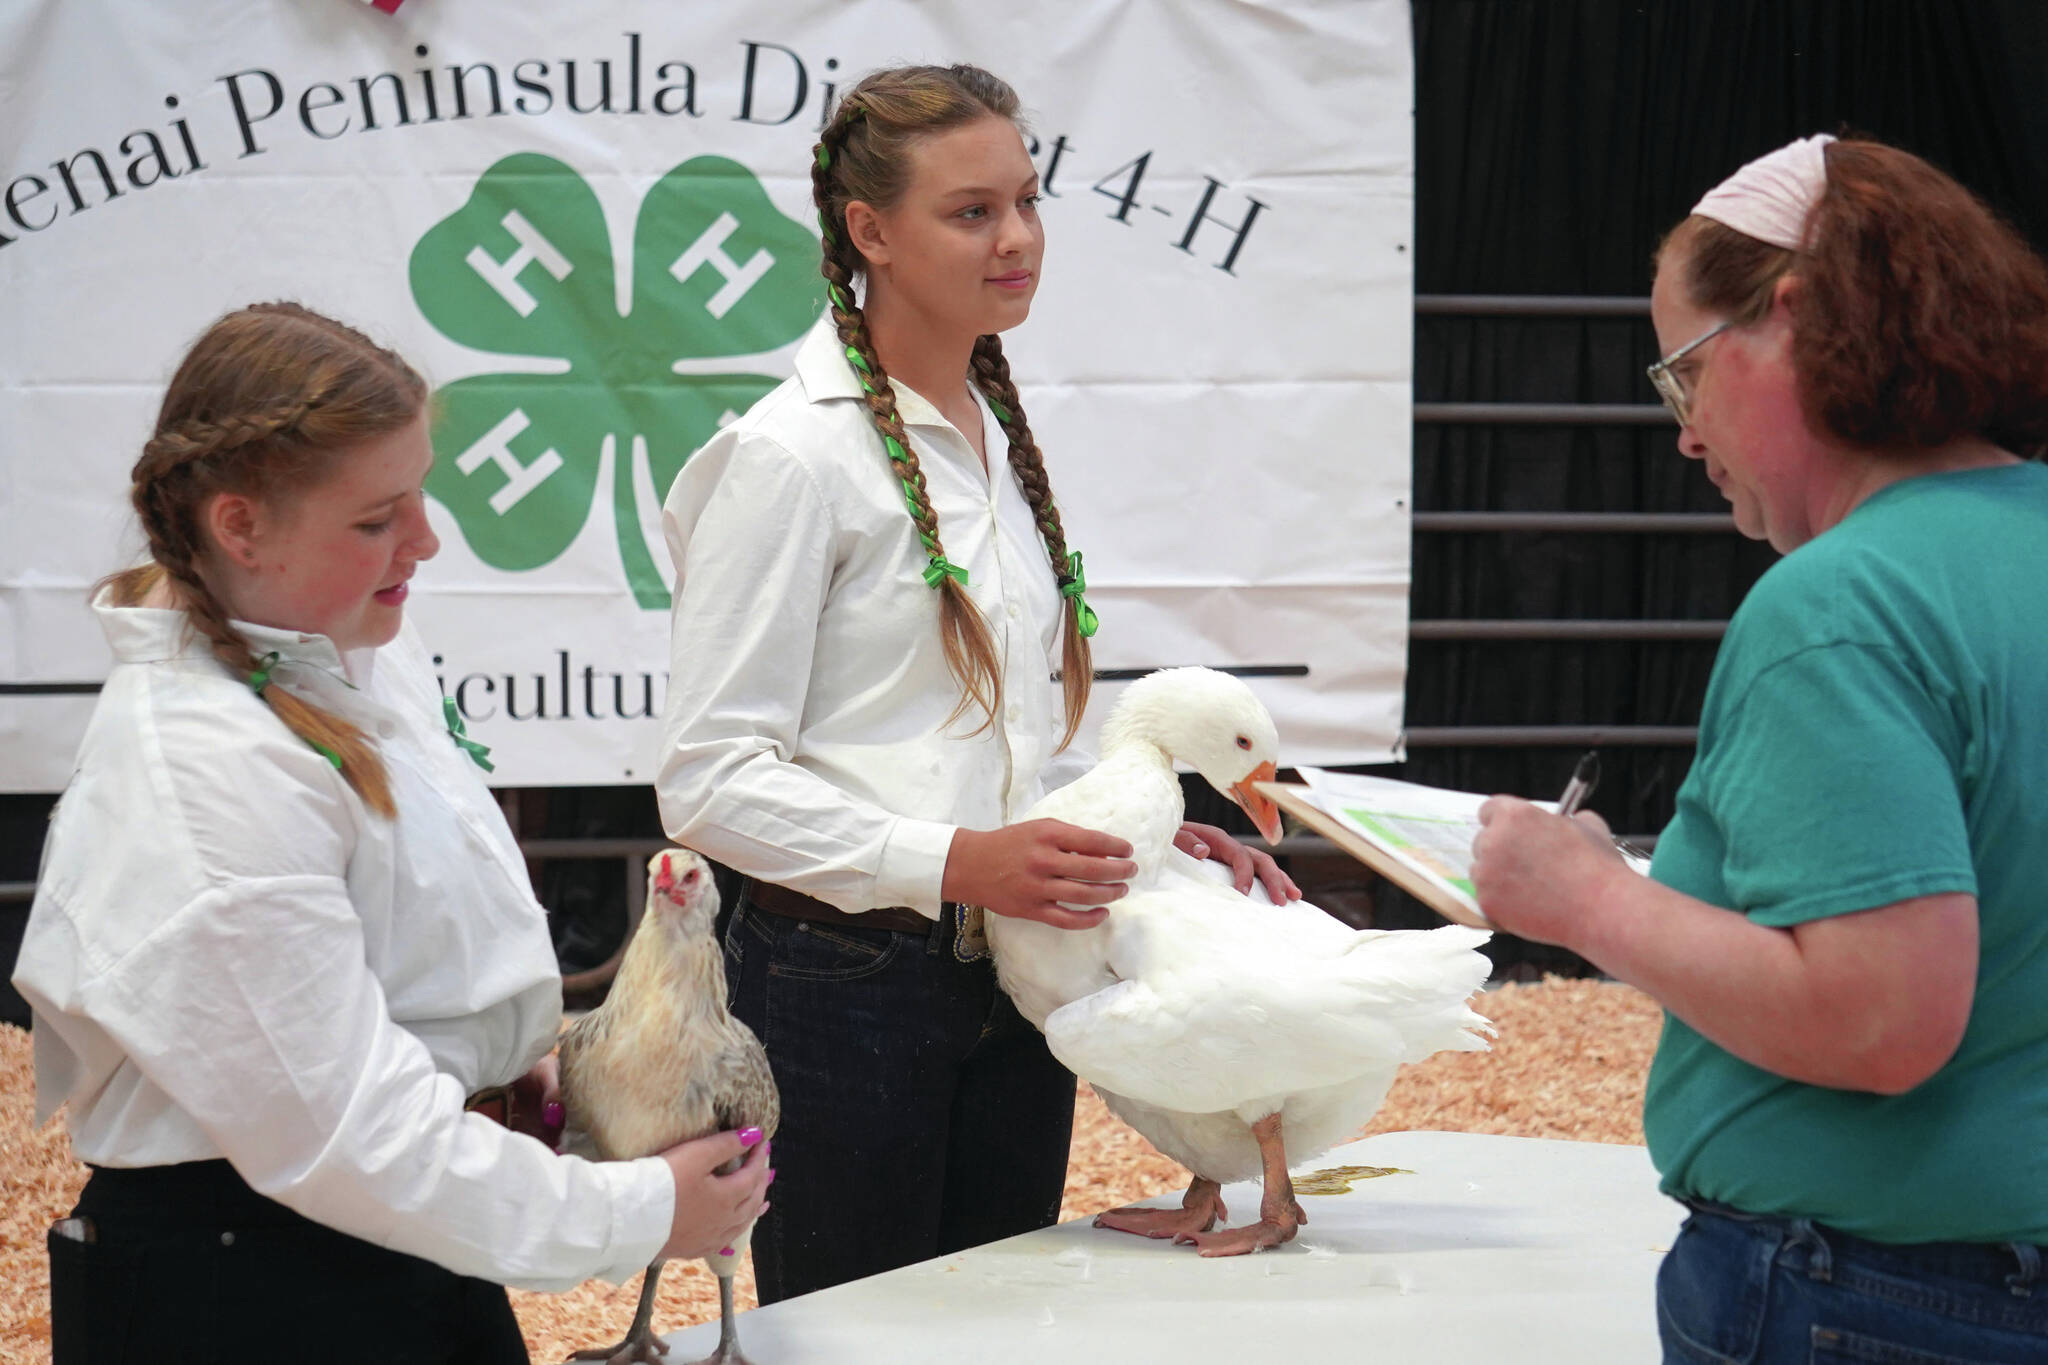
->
[1256, 780, 1492, 929]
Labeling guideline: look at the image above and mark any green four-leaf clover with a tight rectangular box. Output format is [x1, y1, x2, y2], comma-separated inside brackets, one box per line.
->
[410, 152, 821, 607]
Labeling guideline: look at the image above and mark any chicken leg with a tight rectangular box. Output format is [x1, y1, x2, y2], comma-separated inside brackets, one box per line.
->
[567, 1260, 670, 1364]
[688, 1268, 751, 1365]
[1093, 1176, 1228, 1241]
[1179, 1114, 1307, 1257]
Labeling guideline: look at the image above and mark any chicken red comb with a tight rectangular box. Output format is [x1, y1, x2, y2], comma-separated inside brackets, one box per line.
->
[654, 855, 676, 896]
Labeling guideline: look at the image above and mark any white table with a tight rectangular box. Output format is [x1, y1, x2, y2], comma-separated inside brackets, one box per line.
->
[657, 1130, 1685, 1363]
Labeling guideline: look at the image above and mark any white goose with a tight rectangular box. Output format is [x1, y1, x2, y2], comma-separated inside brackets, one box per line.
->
[988, 668, 1494, 1255]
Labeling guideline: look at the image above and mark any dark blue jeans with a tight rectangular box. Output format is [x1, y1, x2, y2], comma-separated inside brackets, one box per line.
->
[723, 894, 1076, 1303]
[1659, 1199, 2048, 1363]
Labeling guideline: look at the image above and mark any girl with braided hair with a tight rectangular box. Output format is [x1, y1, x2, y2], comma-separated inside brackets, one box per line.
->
[656, 64, 1293, 1302]
[17, 303, 770, 1363]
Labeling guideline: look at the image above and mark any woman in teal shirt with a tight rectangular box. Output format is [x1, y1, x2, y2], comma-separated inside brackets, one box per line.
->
[1473, 134, 2048, 1363]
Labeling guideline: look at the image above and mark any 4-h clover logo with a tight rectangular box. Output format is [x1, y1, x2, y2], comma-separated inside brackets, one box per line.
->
[410, 153, 821, 608]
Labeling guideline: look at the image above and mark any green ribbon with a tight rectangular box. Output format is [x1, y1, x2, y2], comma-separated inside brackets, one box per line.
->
[442, 696, 496, 773]
[247, 651, 281, 695]
[250, 652, 343, 768]
[988, 398, 1012, 425]
[815, 143, 831, 171]
[844, 345, 871, 374]
[1059, 551, 1100, 638]
[923, 556, 969, 589]
[828, 283, 851, 312]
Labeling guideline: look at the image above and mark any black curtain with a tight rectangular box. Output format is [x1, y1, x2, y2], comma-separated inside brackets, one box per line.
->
[1398, 0, 2048, 851]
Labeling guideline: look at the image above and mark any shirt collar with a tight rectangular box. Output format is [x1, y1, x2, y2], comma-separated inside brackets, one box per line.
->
[95, 587, 351, 678]
[790, 314, 979, 434]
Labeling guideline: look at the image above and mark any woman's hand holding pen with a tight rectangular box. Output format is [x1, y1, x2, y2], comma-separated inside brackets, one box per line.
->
[944, 821, 1137, 929]
[1470, 797, 1633, 951]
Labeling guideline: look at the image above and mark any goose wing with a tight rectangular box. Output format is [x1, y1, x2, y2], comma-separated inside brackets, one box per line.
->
[1043, 887, 1492, 1114]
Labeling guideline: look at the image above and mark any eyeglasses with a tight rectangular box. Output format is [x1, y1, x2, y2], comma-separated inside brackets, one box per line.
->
[1646, 319, 1733, 427]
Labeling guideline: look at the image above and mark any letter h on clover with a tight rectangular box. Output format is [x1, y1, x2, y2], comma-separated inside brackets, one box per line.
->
[410, 153, 821, 608]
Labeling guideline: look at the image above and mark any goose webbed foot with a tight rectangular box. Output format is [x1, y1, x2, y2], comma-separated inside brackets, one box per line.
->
[1094, 1176, 1227, 1240]
[1176, 1114, 1305, 1257]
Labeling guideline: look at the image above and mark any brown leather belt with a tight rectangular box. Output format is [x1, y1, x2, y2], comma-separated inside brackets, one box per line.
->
[747, 880, 936, 935]
[464, 1084, 516, 1128]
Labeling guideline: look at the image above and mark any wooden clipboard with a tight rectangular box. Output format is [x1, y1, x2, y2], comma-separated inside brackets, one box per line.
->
[1256, 780, 1492, 929]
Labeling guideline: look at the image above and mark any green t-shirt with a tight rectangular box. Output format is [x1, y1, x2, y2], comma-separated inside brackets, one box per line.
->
[1644, 461, 2048, 1245]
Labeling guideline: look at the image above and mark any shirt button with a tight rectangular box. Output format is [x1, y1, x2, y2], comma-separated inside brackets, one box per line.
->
[1007, 602, 1020, 620]
[220, 1231, 236, 1247]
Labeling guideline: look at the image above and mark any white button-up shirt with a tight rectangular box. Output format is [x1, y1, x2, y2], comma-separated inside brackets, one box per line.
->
[658, 318, 1090, 915]
[14, 600, 672, 1290]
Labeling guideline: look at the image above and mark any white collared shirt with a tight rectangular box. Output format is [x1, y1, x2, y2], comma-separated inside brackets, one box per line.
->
[657, 317, 1090, 914]
[13, 600, 672, 1291]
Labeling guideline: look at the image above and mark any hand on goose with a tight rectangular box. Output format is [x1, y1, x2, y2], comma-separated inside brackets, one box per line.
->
[944, 820, 1136, 928]
[656, 1129, 774, 1263]
[1470, 795, 1631, 948]
[1173, 821, 1301, 902]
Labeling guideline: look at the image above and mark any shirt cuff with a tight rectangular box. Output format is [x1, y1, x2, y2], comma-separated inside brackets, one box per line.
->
[594, 1156, 677, 1285]
[875, 816, 957, 916]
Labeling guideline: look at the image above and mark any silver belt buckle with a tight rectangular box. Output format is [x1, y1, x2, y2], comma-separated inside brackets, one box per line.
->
[952, 903, 990, 962]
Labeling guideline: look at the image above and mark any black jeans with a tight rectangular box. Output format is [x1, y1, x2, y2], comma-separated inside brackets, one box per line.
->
[724, 893, 1077, 1303]
[48, 1160, 528, 1365]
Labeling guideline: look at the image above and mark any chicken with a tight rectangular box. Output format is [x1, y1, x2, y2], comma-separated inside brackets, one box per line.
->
[987, 668, 1494, 1255]
[557, 850, 779, 1365]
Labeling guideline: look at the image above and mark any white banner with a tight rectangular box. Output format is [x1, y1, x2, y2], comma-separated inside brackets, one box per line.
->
[0, 0, 1414, 792]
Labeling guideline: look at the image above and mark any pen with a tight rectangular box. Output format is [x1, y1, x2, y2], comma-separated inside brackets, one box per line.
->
[1555, 750, 1599, 817]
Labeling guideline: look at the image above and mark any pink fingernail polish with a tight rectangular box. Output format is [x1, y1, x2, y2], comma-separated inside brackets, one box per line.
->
[738, 1127, 763, 1147]
[719, 1246, 735, 1256]
[543, 1101, 565, 1128]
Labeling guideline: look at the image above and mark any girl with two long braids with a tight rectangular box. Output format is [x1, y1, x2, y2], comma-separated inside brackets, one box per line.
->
[656, 64, 1291, 1299]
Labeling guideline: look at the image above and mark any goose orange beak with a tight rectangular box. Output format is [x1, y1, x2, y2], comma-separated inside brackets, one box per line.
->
[1228, 762, 1284, 844]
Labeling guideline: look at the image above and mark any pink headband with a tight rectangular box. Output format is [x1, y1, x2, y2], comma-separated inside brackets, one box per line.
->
[1691, 133, 1836, 251]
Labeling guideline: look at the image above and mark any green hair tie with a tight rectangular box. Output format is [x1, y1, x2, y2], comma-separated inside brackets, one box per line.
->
[442, 696, 496, 773]
[1059, 551, 1101, 638]
[923, 556, 969, 589]
[249, 651, 344, 767]
[247, 651, 281, 695]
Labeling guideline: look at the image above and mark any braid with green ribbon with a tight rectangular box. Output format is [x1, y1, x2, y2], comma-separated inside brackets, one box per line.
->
[811, 93, 1003, 730]
[246, 652, 343, 769]
[111, 301, 421, 817]
[809, 69, 1096, 744]
[970, 332, 1097, 744]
